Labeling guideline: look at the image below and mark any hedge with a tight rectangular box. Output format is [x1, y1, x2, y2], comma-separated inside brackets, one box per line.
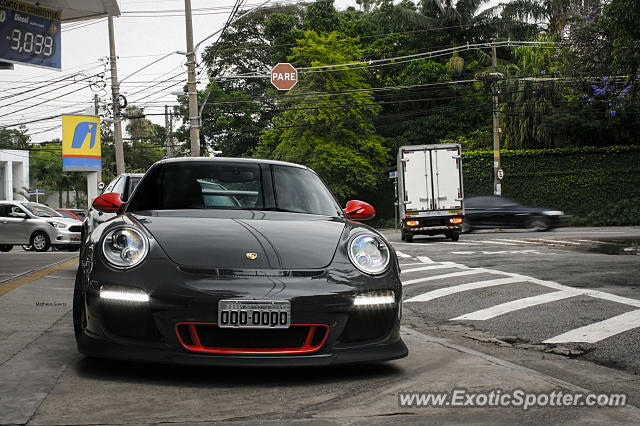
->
[462, 145, 640, 223]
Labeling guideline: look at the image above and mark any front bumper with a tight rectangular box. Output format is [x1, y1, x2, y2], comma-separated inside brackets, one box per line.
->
[51, 227, 81, 245]
[78, 259, 407, 366]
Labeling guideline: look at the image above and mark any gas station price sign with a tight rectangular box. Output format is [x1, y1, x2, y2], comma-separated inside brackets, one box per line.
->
[0, 0, 61, 70]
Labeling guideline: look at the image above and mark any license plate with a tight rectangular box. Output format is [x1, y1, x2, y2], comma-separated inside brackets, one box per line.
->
[218, 300, 290, 329]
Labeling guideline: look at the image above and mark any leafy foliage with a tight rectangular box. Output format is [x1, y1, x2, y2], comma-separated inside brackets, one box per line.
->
[462, 145, 640, 224]
[255, 30, 388, 201]
[30, 142, 85, 208]
[164, 0, 640, 218]
[0, 127, 30, 150]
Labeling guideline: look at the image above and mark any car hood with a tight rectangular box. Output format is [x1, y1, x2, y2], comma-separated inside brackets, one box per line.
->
[134, 211, 346, 270]
[50, 217, 81, 225]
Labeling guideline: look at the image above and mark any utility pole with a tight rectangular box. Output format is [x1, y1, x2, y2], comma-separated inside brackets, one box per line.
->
[478, 42, 505, 196]
[184, 0, 200, 157]
[85, 94, 100, 208]
[165, 105, 173, 158]
[491, 42, 501, 196]
[108, 16, 125, 175]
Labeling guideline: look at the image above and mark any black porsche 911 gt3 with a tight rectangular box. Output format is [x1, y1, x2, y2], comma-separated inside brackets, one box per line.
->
[74, 157, 408, 366]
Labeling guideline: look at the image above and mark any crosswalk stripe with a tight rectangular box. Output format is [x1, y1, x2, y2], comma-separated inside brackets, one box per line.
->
[480, 240, 519, 246]
[531, 238, 582, 246]
[574, 239, 614, 245]
[402, 269, 490, 286]
[543, 309, 640, 344]
[401, 263, 459, 274]
[417, 256, 435, 264]
[451, 290, 579, 320]
[399, 262, 427, 267]
[395, 250, 411, 258]
[506, 274, 640, 308]
[494, 238, 538, 245]
[404, 277, 523, 303]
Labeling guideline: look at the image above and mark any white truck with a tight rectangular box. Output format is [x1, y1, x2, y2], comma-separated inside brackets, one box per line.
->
[396, 144, 464, 242]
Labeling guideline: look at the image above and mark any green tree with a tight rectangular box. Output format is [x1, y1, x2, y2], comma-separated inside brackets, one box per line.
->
[255, 30, 388, 201]
[0, 126, 30, 150]
[122, 106, 164, 173]
[30, 142, 85, 207]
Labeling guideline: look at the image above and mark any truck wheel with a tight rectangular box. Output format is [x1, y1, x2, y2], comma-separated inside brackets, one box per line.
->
[447, 232, 460, 241]
[0, 244, 13, 252]
[405, 232, 413, 243]
[31, 232, 51, 252]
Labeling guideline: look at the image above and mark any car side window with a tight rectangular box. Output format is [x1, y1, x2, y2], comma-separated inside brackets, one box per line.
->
[9, 206, 27, 217]
[122, 177, 141, 202]
[0, 205, 11, 217]
[112, 176, 127, 196]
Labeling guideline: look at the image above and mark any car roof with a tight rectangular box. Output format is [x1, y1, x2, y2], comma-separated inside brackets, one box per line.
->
[156, 157, 308, 170]
[1, 200, 31, 205]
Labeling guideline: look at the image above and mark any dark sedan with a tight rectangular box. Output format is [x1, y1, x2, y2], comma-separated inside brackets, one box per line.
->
[74, 158, 407, 366]
[462, 195, 570, 232]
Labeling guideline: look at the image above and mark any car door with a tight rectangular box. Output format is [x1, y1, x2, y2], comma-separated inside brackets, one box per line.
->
[0, 204, 30, 243]
[465, 196, 495, 228]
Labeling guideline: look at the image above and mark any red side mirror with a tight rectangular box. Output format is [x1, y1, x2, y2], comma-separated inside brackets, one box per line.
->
[344, 200, 376, 221]
[92, 192, 124, 213]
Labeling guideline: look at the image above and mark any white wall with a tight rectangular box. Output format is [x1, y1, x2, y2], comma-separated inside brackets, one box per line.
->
[0, 150, 29, 201]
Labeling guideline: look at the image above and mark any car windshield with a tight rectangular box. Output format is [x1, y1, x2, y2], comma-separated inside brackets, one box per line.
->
[23, 203, 61, 218]
[126, 161, 341, 216]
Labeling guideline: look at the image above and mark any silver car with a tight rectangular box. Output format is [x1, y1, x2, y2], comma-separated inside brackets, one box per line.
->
[0, 201, 82, 252]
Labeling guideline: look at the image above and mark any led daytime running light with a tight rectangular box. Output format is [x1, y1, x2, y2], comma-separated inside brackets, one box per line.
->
[354, 290, 395, 307]
[100, 285, 149, 303]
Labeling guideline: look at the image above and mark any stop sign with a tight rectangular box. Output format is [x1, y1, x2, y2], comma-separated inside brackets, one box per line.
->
[270, 63, 297, 90]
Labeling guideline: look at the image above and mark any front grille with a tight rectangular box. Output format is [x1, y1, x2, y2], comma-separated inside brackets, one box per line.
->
[339, 308, 396, 343]
[69, 225, 82, 232]
[175, 323, 328, 354]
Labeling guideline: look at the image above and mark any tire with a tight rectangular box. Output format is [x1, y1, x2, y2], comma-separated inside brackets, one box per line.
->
[447, 232, 460, 241]
[31, 232, 51, 252]
[527, 216, 550, 232]
[0, 244, 13, 252]
[22, 244, 34, 251]
[405, 232, 413, 243]
[461, 218, 472, 233]
[73, 267, 86, 339]
[400, 228, 406, 242]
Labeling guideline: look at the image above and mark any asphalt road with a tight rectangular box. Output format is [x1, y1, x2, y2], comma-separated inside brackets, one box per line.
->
[1, 227, 639, 424]
[380, 227, 640, 375]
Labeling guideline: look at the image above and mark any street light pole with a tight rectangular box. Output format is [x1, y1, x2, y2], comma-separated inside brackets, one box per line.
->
[108, 15, 125, 176]
[184, 0, 200, 157]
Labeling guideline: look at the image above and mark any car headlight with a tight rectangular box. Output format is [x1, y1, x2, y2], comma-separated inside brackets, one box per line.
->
[542, 210, 564, 216]
[348, 234, 390, 275]
[48, 221, 67, 229]
[102, 227, 148, 268]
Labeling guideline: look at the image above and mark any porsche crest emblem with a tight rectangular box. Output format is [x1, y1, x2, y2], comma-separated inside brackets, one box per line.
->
[245, 252, 258, 260]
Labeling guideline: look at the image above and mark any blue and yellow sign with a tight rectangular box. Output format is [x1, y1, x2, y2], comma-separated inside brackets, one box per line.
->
[62, 114, 101, 171]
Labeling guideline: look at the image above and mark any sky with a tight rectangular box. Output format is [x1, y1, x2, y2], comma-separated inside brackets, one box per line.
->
[0, 0, 501, 144]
